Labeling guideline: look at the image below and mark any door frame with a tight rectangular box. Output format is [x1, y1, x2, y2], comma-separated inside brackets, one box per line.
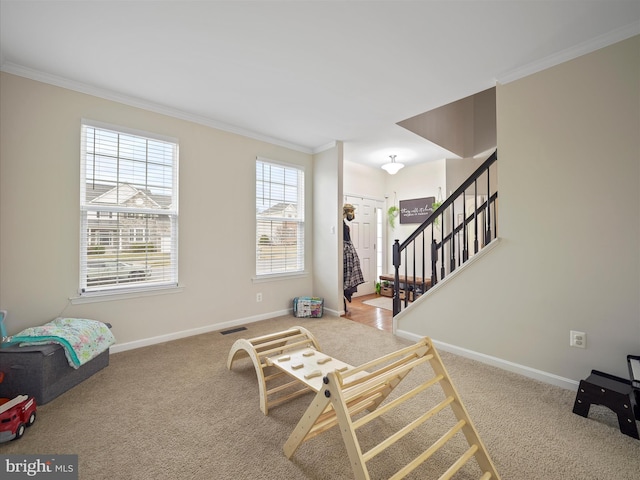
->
[344, 194, 386, 297]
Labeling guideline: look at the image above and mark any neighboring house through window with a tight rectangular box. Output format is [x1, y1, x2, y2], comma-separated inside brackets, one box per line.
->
[80, 121, 179, 293]
[256, 158, 305, 276]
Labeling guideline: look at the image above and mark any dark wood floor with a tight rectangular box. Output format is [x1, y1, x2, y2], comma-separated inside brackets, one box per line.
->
[341, 293, 392, 332]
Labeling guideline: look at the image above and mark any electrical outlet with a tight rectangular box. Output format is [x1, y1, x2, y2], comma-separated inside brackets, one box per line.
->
[570, 330, 586, 348]
[256, 293, 263, 302]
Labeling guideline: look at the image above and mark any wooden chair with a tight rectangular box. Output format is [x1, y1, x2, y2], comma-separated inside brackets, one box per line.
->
[283, 337, 500, 479]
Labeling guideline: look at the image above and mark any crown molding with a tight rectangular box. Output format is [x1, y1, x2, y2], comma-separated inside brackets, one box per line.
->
[312, 141, 338, 154]
[497, 22, 640, 85]
[0, 62, 316, 155]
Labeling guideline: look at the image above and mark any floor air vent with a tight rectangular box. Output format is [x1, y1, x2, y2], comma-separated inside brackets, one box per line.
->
[220, 327, 247, 335]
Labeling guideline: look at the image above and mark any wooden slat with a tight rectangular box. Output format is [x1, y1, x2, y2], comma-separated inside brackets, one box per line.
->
[426, 340, 500, 478]
[362, 396, 454, 462]
[438, 444, 478, 480]
[344, 383, 390, 409]
[266, 379, 305, 396]
[339, 339, 429, 380]
[342, 352, 432, 390]
[245, 328, 303, 345]
[256, 340, 316, 359]
[387, 420, 467, 480]
[263, 370, 287, 382]
[305, 394, 382, 441]
[352, 374, 444, 430]
[283, 394, 333, 459]
[342, 354, 432, 402]
[267, 387, 313, 409]
[253, 332, 308, 351]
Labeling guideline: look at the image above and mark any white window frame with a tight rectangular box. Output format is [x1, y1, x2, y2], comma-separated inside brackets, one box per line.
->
[255, 157, 305, 278]
[79, 120, 179, 296]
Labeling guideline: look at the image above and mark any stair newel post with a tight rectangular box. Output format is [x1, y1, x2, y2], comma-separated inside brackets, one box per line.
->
[392, 239, 401, 316]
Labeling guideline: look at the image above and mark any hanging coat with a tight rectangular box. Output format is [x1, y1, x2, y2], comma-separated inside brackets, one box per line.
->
[343, 221, 364, 292]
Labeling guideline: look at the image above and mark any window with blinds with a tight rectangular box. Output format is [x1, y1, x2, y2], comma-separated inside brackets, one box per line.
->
[80, 121, 179, 294]
[256, 159, 305, 276]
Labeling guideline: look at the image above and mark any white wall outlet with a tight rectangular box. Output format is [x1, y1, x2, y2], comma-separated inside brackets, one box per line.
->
[570, 330, 586, 348]
[256, 293, 263, 302]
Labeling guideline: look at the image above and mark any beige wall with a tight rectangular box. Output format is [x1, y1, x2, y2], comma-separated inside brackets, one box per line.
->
[397, 36, 640, 382]
[398, 88, 496, 159]
[344, 159, 447, 275]
[343, 159, 387, 201]
[0, 72, 315, 348]
[383, 160, 446, 274]
[312, 143, 343, 313]
[3, 35, 637, 384]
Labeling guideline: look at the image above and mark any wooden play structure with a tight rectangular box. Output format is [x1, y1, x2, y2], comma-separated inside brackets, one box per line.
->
[227, 326, 322, 415]
[228, 327, 500, 479]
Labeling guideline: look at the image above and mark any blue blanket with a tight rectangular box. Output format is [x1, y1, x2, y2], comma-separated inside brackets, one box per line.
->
[10, 318, 116, 369]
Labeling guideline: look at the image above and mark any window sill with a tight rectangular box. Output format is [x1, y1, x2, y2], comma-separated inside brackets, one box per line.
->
[252, 271, 309, 283]
[70, 284, 184, 304]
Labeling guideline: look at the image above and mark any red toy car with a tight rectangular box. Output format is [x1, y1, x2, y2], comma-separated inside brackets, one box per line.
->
[0, 394, 37, 442]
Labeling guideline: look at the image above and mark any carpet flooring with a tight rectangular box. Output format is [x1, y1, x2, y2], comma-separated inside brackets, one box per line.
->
[2, 314, 638, 479]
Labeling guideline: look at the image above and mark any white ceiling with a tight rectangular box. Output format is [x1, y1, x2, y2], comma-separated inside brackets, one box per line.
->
[1, 1, 638, 169]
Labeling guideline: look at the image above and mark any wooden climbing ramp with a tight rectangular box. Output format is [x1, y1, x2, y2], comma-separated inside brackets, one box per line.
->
[282, 337, 500, 480]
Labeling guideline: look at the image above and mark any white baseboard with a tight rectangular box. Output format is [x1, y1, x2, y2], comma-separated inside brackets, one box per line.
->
[110, 304, 346, 354]
[323, 307, 342, 317]
[395, 328, 578, 391]
[110, 308, 291, 353]
[111, 310, 576, 391]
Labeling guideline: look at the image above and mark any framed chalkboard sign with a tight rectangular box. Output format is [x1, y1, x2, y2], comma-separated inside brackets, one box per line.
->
[399, 196, 435, 224]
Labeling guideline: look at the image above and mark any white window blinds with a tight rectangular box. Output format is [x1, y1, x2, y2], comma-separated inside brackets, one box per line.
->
[80, 121, 179, 293]
[256, 159, 305, 276]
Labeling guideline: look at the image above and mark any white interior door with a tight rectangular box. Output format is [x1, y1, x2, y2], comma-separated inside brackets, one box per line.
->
[345, 195, 380, 296]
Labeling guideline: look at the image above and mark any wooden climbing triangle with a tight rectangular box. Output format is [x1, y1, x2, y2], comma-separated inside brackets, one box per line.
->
[283, 337, 500, 480]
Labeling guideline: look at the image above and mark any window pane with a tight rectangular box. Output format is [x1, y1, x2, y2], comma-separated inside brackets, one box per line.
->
[81, 123, 178, 293]
[84, 126, 175, 207]
[256, 160, 304, 275]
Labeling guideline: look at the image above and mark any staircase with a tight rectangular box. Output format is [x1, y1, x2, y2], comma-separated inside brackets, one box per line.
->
[392, 150, 498, 315]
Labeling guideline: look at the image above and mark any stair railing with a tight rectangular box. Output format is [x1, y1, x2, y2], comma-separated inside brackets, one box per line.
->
[392, 149, 498, 315]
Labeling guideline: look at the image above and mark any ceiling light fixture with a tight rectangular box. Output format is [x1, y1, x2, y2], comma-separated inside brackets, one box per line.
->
[381, 155, 404, 175]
